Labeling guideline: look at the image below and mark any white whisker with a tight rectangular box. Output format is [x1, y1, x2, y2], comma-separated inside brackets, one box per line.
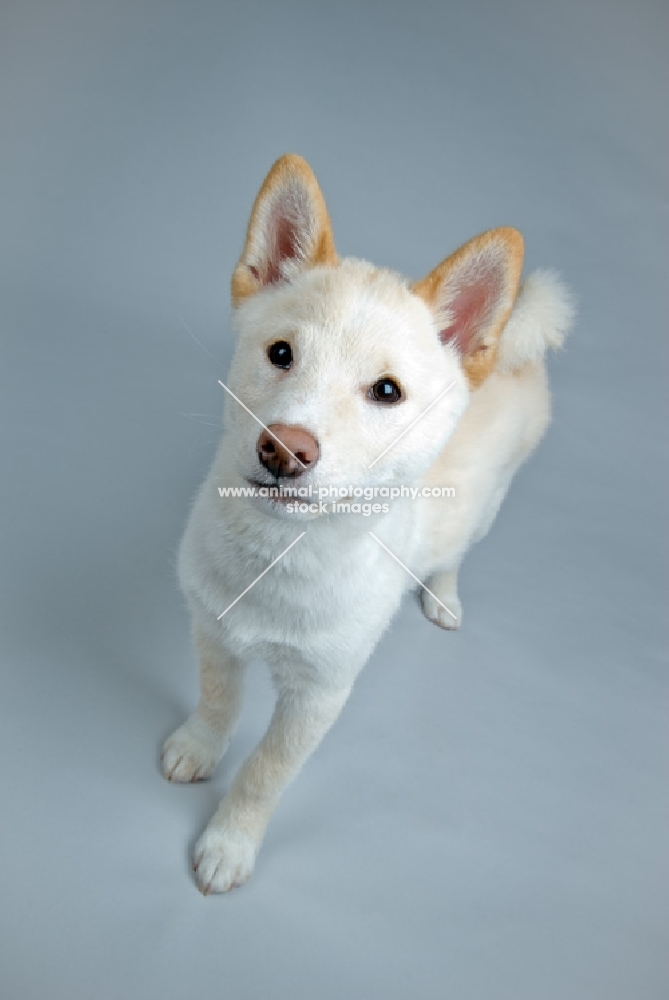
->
[178, 412, 223, 429]
[178, 314, 226, 367]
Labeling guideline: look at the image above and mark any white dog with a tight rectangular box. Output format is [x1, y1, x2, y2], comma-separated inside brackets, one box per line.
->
[163, 155, 574, 893]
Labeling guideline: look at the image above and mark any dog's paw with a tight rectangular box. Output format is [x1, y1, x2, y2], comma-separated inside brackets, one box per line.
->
[161, 715, 229, 783]
[421, 585, 462, 630]
[193, 824, 257, 895]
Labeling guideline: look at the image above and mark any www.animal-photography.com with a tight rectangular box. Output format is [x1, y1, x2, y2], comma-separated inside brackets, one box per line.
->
[1, 2, 666, 998]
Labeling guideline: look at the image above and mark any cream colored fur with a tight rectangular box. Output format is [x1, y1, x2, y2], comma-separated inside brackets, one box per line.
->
[163, 155, 574, 893]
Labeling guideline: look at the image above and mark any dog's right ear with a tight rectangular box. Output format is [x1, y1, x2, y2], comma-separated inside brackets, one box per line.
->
[231, 154, 337, 307]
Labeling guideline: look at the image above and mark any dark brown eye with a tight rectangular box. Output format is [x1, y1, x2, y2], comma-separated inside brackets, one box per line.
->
[370, 377, 402, 403]
[267, 341, 292, 369]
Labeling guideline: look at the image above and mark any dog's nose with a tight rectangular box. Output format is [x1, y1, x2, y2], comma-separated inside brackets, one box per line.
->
[257, 424, 319, 479]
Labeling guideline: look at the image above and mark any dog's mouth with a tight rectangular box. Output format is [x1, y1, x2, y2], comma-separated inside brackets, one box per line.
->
[245, 478, 311, 505]
[245, 478, 354, 509]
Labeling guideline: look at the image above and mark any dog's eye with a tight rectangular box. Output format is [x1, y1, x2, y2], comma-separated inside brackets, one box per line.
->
[267, 341, 293, 369]
[370, 378, 402, 403]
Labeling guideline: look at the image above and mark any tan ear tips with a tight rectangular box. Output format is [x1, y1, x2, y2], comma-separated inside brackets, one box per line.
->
[488, 226, 525, 280]
[262, 153, 320, 192]
[274, 152, 314, 172]
[489, 225, 524, 246]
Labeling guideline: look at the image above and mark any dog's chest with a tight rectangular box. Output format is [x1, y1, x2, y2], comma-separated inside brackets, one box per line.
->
[181, 500, 417, 678]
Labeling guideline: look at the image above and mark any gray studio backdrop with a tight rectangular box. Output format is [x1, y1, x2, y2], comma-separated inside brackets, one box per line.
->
[1, 1, 667, 999]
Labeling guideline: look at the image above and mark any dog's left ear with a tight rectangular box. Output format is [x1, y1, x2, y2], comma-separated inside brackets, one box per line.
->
[231, 154, 337, 307]
[413, 227, 524, 388]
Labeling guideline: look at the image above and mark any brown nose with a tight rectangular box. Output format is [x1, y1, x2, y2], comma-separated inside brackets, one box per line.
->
[257, 424, 319, 479]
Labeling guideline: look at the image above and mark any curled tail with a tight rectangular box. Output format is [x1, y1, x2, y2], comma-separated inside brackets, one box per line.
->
[496, 270, 575, 373]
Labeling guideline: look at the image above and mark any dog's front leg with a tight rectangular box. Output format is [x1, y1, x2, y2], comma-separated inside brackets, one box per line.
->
[162, 620, 247, 782]
[193, 680, 352, 894]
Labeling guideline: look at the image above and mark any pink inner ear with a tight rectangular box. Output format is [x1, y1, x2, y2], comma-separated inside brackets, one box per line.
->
[262, 212, 299, 285]
[439, 270, 502, 355]
[260, 189, 311, 286]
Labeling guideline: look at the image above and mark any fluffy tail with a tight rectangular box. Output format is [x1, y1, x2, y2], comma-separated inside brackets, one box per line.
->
[496, 270, 575, 373]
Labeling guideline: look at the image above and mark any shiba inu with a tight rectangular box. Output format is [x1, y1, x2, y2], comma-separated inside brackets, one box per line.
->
[162, 154, 574, 894]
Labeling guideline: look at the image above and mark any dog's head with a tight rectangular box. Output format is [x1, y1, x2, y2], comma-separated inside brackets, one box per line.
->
[224, 155, 523, 517]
